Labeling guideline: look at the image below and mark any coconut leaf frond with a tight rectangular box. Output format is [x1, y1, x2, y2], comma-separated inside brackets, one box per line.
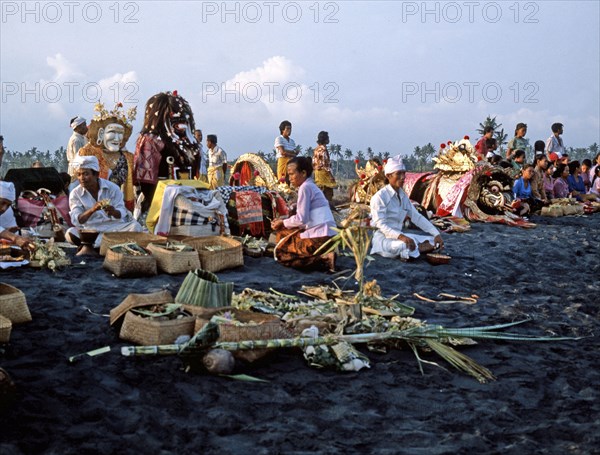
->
[425, 339, 495, 383]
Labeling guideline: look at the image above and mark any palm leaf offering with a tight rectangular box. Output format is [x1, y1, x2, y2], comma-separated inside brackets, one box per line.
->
[30, 238, 71, 271]
[316, 204, 375, 290]
[130, 303, 186, 319]
[119, 284, 581, 382]
[155, 242, 194, 252]
[110, 242, 148, 256]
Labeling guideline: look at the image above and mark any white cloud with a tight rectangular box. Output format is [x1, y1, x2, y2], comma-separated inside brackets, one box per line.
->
[44, 53, 84, 82]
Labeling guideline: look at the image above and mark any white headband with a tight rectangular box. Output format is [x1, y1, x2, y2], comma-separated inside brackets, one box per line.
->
[0, 181, 16, 202]
[71, 116, 86, 129]
[74, 155, 100, 172]
[384, 155, 406, 175]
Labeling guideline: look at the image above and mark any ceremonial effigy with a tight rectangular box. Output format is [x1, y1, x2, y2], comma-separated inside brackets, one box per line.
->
[133, 91, 200, 209]
[78, 102, 137, 211]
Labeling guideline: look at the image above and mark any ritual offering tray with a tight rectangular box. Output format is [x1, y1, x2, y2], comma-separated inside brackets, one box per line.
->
[103, 243, 157, 277]
[426, 253, 452, 265]
[146, 242, 200, 275]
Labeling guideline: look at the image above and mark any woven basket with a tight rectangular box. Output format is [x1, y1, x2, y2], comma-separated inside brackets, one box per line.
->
[110, 290, 173, 324]
[120, 311, 196, 345]
[146, 243, 201, 275]
[103, 248, 157, 277]
[194, 309, 290, 362]
[0, 315, 11, 343]
[0, 283, 31, 324]
[182, 236, 243, 272]
[99, 232, 165, 256]
[110, 290, 195, 345]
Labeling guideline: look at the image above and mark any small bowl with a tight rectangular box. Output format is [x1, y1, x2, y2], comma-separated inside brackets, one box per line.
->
[426, 253, 451, 265]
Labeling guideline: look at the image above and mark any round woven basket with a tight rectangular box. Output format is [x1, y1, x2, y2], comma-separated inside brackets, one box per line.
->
[0, 283, 31, 324]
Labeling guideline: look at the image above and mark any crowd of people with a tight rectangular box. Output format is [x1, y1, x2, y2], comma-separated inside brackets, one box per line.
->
[0, 115, 598, 274]
[475, 122, 600, 216]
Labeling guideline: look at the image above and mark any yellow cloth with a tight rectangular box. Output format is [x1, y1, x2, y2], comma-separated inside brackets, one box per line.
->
[146, 179, 210, 233]
[277, 157, 292, 180]
[207, 166, 225, 189]
[314, 169, 337, 188]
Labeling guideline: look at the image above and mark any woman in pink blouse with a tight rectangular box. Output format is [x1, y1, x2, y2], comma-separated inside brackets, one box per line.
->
[552, 164, 570, 199]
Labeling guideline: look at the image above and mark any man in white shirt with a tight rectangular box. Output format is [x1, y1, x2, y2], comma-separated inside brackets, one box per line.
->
[66, 155, 141, 248]
[370, 156, 444, 260]
[67, 116, 88, 177]
[206, 134, 228, 189]
[194, 129, 208, 182]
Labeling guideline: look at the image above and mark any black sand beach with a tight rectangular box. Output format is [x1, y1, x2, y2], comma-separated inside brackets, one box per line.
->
[1, 214, 598, 454]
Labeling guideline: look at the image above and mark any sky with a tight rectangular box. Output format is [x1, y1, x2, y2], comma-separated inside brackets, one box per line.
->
[1, 0, 599, 160]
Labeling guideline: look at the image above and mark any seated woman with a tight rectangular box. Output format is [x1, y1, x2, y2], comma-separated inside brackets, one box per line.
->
[552, 164, 570, 199]
[0, 182, 35, 250]
[513, 164, 543, 214]
[543, 164, 555, 200]
[590, 166, 600, 196]
[66, 156, 142, 248]
[270, 156, 336, 271]
[370, 155, 443, 260]
[567, 160, 598, 201]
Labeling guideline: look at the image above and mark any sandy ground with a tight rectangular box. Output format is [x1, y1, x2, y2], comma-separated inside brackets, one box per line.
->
[0, 213, 598, 454]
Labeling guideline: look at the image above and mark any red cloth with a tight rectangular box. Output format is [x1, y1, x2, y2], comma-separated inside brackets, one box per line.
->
[403, 172, 433, 199]
[235, 191, 264, 237]
[134, 134, 165, 185]
[240, 162, 253, 186]
[436, 169, 475, 217]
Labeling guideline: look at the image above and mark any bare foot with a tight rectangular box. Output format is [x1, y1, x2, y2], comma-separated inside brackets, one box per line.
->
[418, 241, 435, 254]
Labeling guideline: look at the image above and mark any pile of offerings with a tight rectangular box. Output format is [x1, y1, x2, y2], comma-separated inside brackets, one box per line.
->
[541, 198, 585, 217]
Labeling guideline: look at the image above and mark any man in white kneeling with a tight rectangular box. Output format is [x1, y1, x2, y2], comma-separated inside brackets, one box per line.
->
[67, 155, 142, 248]
[370, 155, 444, 260]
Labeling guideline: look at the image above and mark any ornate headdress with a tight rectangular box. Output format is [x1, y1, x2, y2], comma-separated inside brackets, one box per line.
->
[433, 136, 478, 172]
[87, 102, 137, 150]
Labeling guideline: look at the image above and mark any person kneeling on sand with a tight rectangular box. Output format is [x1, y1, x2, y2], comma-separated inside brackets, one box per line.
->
[270, 156, 336, 271]
[66, 155, 142, 248]
[0, 181, 35, 250]
[370, 155, 443, 260]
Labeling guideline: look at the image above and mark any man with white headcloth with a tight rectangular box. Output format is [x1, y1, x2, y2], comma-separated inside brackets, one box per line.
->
[67, 116, 88, 177]
[0, 181, 35, 250]
[66, 155, 142, 248]
[370, 155, 444, 260]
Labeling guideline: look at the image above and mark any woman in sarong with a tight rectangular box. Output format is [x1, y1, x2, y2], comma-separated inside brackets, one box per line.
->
[270, 157, 336, 271]
[312, 131, 337, 203]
